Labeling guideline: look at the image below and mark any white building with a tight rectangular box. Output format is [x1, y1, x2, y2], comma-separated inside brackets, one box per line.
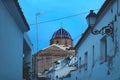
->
[75, 0, 120, 80]
[0, 0, 32, 80]
[46, 56, 77, 80]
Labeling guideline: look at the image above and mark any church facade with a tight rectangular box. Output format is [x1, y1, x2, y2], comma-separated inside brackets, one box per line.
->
[32, 28, 75, 78]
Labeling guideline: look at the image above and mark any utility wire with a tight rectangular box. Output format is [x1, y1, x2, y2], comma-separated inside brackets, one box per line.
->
[30, 9, 99, 26]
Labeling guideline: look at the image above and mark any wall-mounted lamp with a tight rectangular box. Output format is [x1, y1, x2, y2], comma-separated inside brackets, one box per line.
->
[86, 10, 113, 36]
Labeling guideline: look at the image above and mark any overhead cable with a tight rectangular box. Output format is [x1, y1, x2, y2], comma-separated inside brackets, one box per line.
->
[30, 9, 99, 25]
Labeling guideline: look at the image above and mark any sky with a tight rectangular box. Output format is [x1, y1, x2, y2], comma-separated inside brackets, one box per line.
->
[18, 0, 105, 54]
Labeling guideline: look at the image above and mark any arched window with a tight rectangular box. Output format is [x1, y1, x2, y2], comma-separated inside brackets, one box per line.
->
[64, 40, 67, 46]
[56, 40, 59, 44]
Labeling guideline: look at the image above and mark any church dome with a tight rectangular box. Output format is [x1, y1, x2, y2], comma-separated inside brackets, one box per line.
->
[51, 28, 72, 39]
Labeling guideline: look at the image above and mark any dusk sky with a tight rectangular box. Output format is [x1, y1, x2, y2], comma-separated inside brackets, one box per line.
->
[18, 0, 105, 53]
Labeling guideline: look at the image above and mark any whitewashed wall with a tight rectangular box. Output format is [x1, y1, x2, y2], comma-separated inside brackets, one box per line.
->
[0, 1, 23, 80]
[47, 71, 55, 80]
[54, 65, 70, 80]
[76, 0, 120, 80]
[0, 1, 31, 80]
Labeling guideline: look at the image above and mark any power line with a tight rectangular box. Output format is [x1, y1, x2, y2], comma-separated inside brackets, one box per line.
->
[30, 9, 99, 26]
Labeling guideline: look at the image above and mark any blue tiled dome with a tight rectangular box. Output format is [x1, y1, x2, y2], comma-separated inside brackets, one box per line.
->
[52, 28, 72, 39]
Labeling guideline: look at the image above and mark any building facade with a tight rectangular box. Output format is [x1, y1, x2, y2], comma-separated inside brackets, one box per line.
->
[75, 0, 120, 80]
[0, 0, 32, 80]
[37, 45, 69, 76]
[32, 28, 75, 78]
[46, 56, 78, 80]
[44, 1, 120, 80]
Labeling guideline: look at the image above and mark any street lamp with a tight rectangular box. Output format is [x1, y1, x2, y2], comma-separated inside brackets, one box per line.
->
[86, 10, 113, 36]
[35, 12, 40, 78]
[36, 12, 40, 53]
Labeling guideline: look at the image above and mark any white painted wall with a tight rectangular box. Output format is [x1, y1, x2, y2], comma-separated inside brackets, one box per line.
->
[0, 1, 31, 80]
[62, 77, 71, 80]
[47, 70, 55, 80]
[54, 65, 70, 79]
[76, 0, 120, 80]
[47, 58, 77, 80]
[54, 64, 77, 80]
[70, 70, 79, 80]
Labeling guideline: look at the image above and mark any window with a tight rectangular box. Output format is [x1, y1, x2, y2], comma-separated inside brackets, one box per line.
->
[76, 77, 78, 80]
[79, 57, 81, 68]
[64, 40, 67, 46]
[56, 75, 58, 79]
[100, 37, 107, 63]
[84, 52, 88, 70]
[56, 40, 59, 44]
[117, 0, 120, 15]
[78, 57, 82, 72]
